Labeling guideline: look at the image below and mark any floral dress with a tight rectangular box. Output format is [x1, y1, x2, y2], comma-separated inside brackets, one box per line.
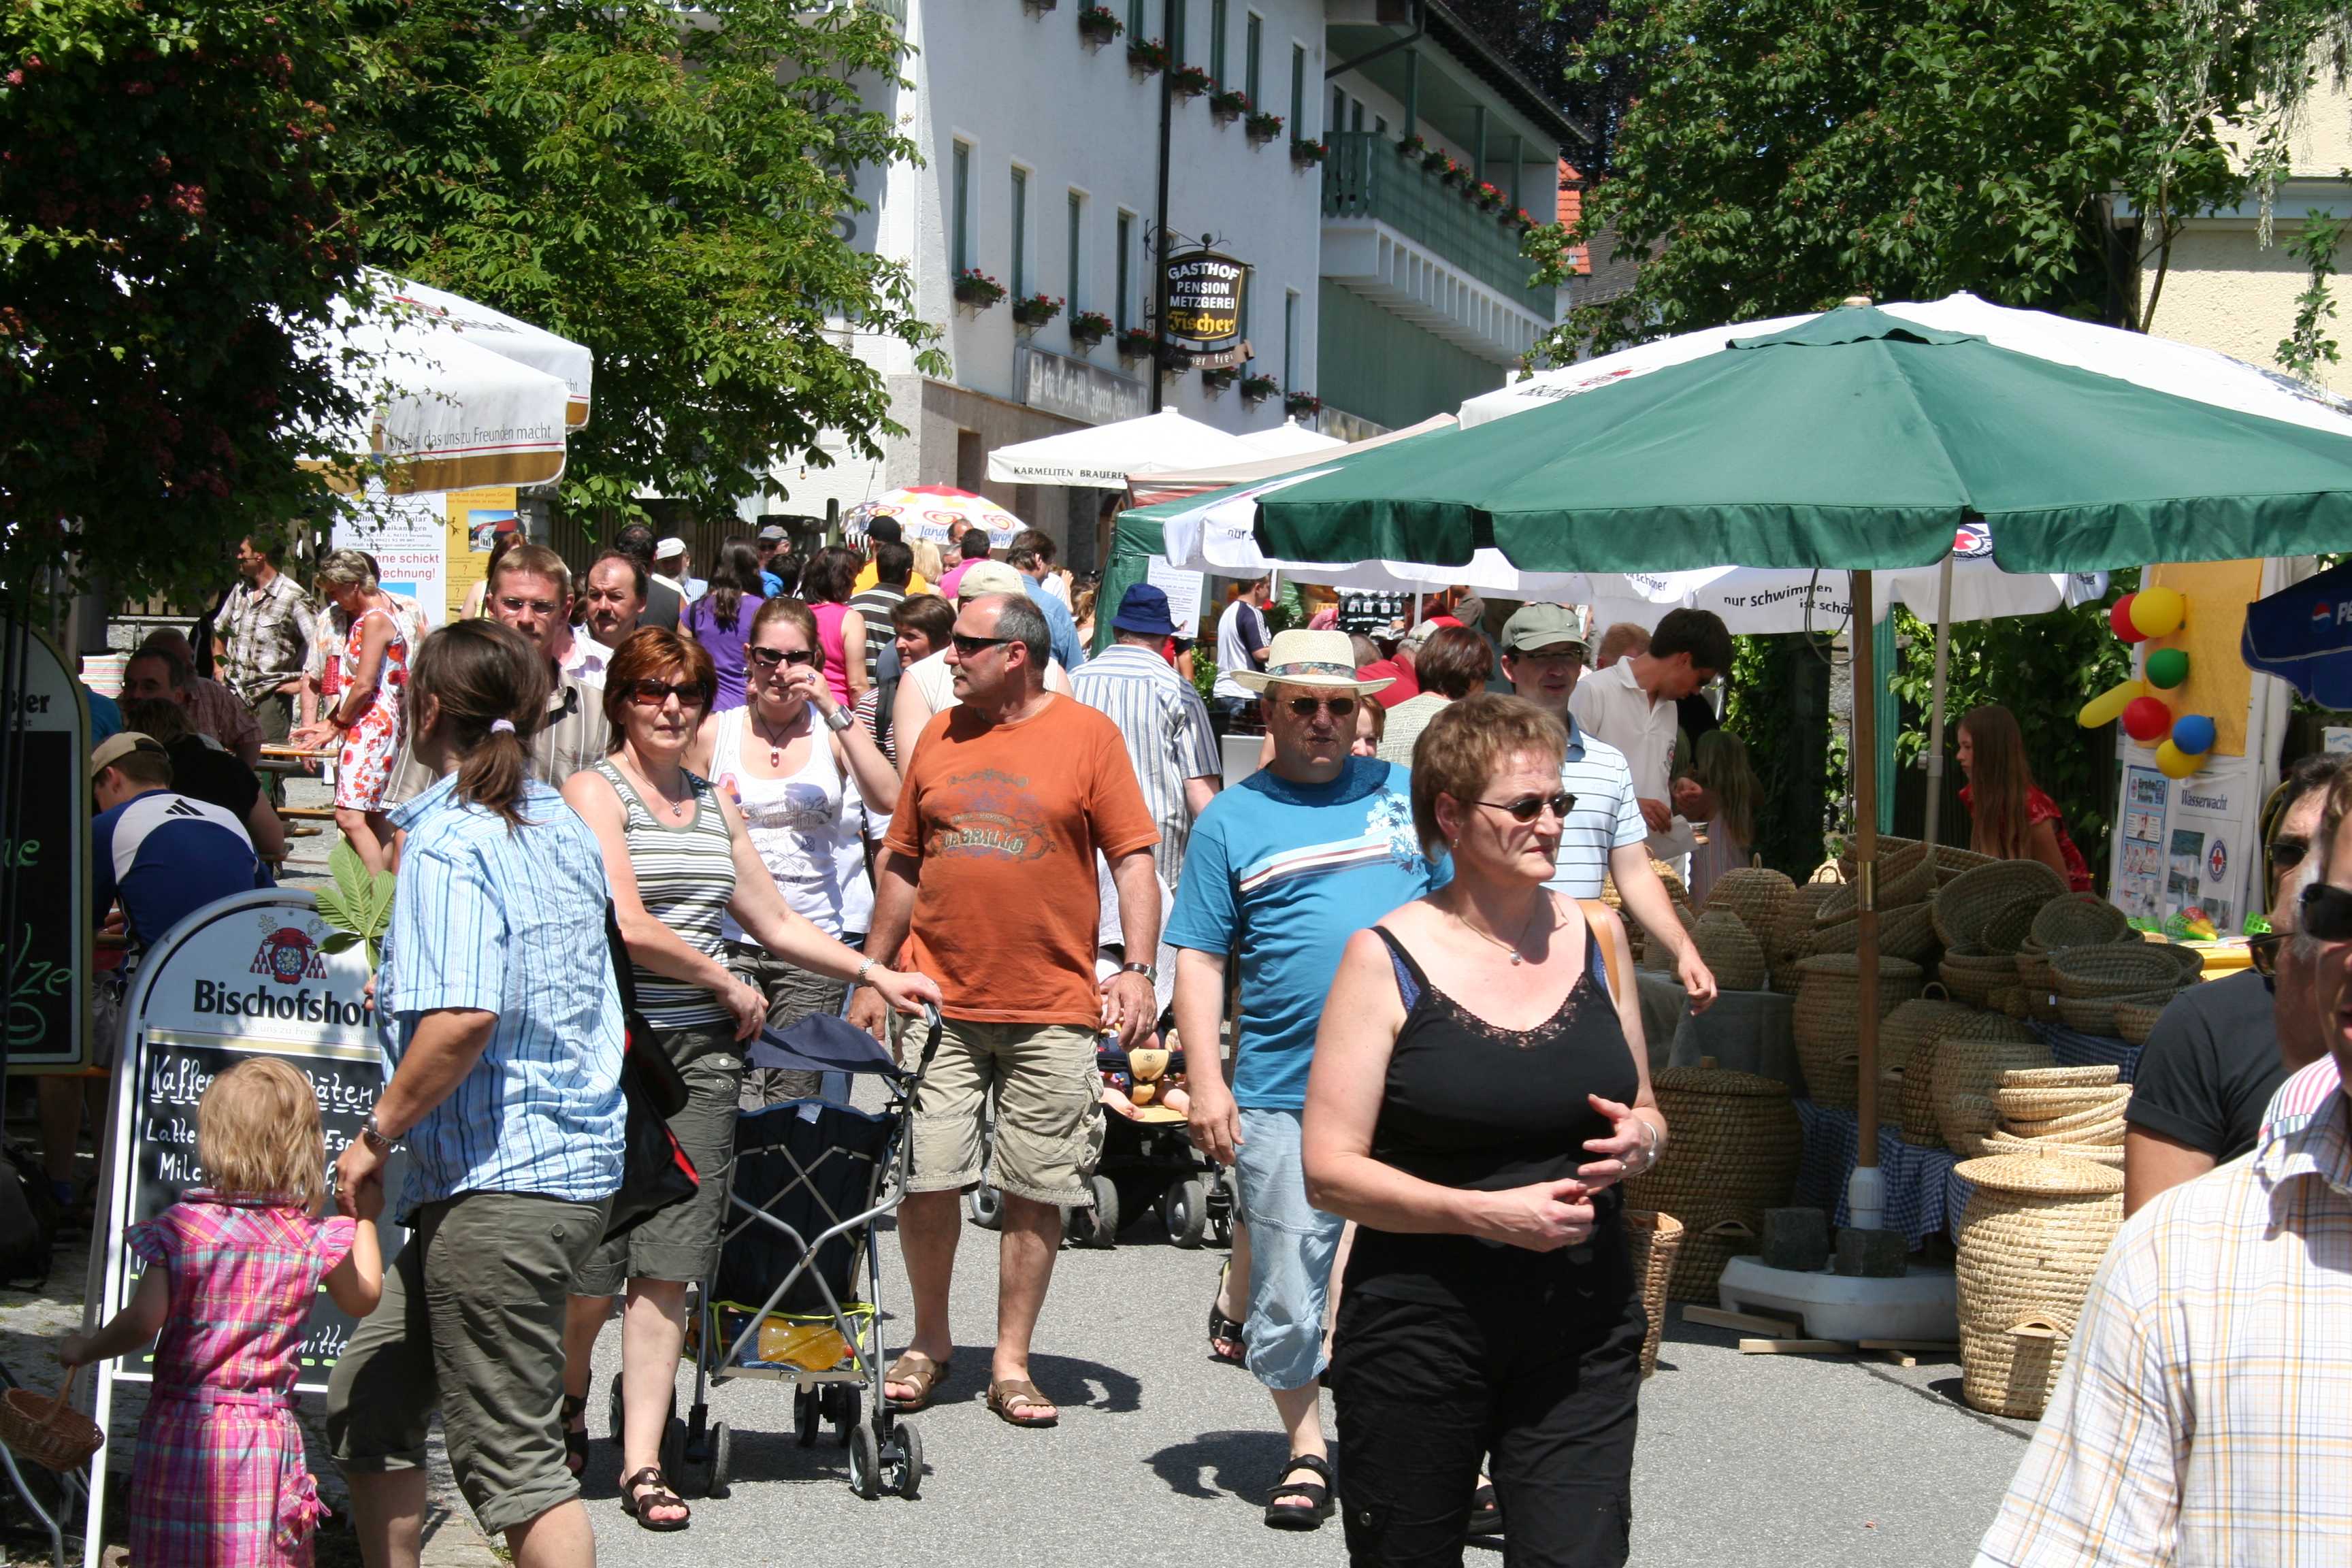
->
[126, 1198, 357, 1568]
[333, 606, 408, 810]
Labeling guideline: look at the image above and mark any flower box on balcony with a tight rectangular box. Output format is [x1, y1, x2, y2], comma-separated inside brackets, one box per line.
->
[1245, 110, 1284, 145]
[1012, 292, 1064, 329]
[1068, 310, 1114, 346]
[1116, 327, 1159, 359]
[1475, 181, 1506, 212]
[1077, 3, 1120, 42]
[1399, 133, 1428, 159]
[1240, 373, 1280, 405]
[1169, 63, 1211, 97]
[1200, 365, 1240, 393]
[1209, 87, 1251, 123]
[953, 269, 1006, 310]
[1290, 137, 1327, 167]
[1421, 147, 1452, 177]
[1128, 37, 1169, 76]
[1509, 207, 1535, 231]
[1284, 390, 1321, 418]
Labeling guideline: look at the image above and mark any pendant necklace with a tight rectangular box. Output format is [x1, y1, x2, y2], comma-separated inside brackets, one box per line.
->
[752, 706, 804, 768]
[1454, 898, 1550, 965]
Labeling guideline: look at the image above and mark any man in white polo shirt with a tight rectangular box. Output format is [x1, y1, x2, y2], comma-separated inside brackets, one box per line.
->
[1501, 604, 1716, 1010]
[1569, 607, 1734, 860]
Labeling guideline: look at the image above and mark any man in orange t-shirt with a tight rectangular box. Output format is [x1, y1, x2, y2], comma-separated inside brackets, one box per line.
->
[853, 589, 1160, 1431]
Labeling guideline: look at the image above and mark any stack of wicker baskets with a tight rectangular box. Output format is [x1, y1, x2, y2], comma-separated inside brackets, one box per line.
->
[1876, 992, 1976, 1141]
[1791, 953, 1923, 1108]
[1765, 883, 1842, 994]
[2046, 943, 2202, 1036]
[1622, 1066, 1802, 1301]
[1951, 1153, 2125, 1418]
[1929, 1011, 2053, 1156]
[1978, 1066, 2131, 1168]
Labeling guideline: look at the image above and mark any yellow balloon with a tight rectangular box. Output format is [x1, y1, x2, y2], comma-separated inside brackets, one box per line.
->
[2155, 738, 2204, 779]
[2129, 585, 2187, 639]
[2077, 678, 2145, 729]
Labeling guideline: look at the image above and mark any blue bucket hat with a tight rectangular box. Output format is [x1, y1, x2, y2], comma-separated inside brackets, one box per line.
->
[1111, 583, 1179, 638]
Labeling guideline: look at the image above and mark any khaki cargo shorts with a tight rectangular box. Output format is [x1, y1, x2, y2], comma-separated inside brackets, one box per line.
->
[908, 1019, 1100, 1207]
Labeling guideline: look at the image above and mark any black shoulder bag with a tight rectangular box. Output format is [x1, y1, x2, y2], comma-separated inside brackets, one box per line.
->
[599, 902, 701, 1242]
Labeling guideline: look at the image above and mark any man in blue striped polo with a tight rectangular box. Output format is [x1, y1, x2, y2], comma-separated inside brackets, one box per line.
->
[1071, 584, 1222, 891]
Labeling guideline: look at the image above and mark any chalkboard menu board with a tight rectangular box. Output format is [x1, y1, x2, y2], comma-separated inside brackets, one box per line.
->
[93, 890, 393, 1396]
[1, 619, 89, 1071]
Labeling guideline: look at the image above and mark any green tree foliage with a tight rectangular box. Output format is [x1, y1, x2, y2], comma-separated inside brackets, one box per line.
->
[338, 0, 944, 527]
[2278, 208, 2347, 382]
[0, 1, 367, 603]
[1535, 0, 2255, 359]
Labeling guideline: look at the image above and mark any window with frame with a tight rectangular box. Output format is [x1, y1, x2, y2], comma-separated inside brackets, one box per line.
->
[1066, 191, 1084, 313]
[1010, 166, 1028, 297]
[1284, 289, 1298, 390]
[1209, 0, 1226, 86]
[951, 141, 970, 277]
[1290, 44, 1305, 137]
[1116, 211, 1134, 333]
[1244, 13, 1262, 103]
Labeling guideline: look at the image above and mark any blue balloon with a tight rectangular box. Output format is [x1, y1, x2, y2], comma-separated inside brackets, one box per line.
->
[2172, 713, 2217, 755]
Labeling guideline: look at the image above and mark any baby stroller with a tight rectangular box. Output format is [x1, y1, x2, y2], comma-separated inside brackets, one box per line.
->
[667, 1006, 942, 1503]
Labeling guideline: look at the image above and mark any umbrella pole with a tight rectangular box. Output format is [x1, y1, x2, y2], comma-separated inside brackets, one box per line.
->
[1922, 553, 1955, 850]
[1848, 568, 1886, 1230]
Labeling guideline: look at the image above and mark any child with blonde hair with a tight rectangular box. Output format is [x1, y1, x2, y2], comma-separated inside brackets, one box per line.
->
[62, 1058, 383, 1568]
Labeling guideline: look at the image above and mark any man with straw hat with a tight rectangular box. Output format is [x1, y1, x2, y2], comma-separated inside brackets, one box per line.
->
[1169, 630, 1440, 1531]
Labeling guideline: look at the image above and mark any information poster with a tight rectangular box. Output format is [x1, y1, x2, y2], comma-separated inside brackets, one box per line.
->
[2114, 766, 2167, 924]
[333, 486, 446, 635]
[442, 485, 519, 621]
[1144, 557, 1206, 637]
[1, 618, 89, 1071]
[2114, 747, 2261, 936]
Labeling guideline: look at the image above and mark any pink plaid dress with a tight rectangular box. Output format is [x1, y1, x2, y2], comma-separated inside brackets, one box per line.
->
[127, 1198, 357, 1568]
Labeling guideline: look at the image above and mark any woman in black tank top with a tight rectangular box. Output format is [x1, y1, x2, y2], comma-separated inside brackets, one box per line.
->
[1303, 696, 1669, 1568]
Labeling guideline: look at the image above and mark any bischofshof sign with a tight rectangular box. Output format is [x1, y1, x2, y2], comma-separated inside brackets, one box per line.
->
[1164, 249, 1247, 345]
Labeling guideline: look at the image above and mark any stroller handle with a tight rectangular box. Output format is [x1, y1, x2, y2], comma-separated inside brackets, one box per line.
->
[915, 1004, 944, 1074]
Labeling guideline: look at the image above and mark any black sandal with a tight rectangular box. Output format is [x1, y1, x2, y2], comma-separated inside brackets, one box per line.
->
[619, 1467, 689, 1532]
[1263, 1452, 1335, 1531]
[1208, 1260, 1247, 1367]
[560, 1394, 588, 1479]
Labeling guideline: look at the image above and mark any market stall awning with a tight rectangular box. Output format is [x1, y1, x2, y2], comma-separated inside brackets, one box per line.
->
[1236, 418, 1348, 459]
[2242, 555, 2352, 706]
[1126, 414, 1456, 507]
[843, 486, 1025, 549]
[987, 408, 1260, 487]
[384, 275, 594, 429]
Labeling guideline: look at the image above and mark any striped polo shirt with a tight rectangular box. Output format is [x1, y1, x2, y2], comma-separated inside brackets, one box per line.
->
[592, 760, 737, 1030]
[1547, 713, 1648, 898]
[1071, 642, 1222, 888]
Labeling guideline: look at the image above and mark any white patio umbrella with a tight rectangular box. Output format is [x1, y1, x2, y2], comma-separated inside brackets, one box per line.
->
[1236, 417, 1348, 458]
[382, 276, 594, 429]
[989, 408, 1260, 487]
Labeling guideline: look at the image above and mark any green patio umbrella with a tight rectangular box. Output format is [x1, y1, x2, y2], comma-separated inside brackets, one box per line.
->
[1255, 306, 2352, 1228]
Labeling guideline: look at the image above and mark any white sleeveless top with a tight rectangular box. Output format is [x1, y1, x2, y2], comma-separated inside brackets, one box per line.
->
[709, 708, 874, 939]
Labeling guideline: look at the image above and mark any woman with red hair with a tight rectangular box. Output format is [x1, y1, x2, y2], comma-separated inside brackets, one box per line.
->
[1958, 704, 2092, 892]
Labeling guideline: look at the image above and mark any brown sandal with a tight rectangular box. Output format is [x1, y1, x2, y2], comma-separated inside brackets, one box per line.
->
[885, 1351, 951, 1413]
[986, 1377, 1060, 1428]
[619, 1467, 689, 1531]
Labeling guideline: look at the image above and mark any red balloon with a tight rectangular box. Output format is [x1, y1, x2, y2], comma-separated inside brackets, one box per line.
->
[2110, 594, 2149, 643]
[2122, 695, 2174, 742]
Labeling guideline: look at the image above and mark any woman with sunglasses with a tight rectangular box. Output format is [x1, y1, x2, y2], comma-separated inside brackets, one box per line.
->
[688, 598, 902, 1105]
[558, 627, 938, 1531]
[1301, 693, 1663, 1566]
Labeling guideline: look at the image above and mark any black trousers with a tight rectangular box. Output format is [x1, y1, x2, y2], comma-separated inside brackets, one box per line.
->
[1328, 1247, 1644, 1568]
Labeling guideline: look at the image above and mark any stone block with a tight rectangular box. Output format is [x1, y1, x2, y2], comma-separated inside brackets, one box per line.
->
[1834, 1225, 1909, 1278]
[1759, 1207, 1831, 1272]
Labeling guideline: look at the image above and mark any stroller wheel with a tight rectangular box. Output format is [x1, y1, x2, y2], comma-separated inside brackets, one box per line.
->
[659, 1414, 683, 1482]
[706, 1421, 732, 1501]
[607, 1372, 624, 1444]
[893, 1420, 924, 1500]
[1164, 1176, 1211, 1249]
[794, 1386, 821, 1448]
[848, 1422, 883, 1501]
[1075, 1174, 1120, 1247]
[966, 1179, 1004, 1232]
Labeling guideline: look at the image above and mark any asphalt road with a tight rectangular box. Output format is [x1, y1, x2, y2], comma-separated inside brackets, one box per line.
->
[575, 1207, 2034, 1568]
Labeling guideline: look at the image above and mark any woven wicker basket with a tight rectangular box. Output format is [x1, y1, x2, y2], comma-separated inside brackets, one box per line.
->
[1933, 845, 1997, 882]
[2112, 999, 2168, 1046]
[1992, 986, 2033, 1019]
[1876, 902, 1942, 962]
[2005, 1100, 2131, 1137]
[1933, 860, 2070, 950]
[0, 1370, 101, 1474]
[1840, 834, 1919, 879]
[1938, 947, 2015, 1007]
[2004, 1115, 2128, 1147]
[1953, 1154, 2125, 1418]
[1769, 885, 1842, 992]
[1818, 840, 1936, 925]
[1624, 1209, 1685, 1379]
[1703, 867, 1795, 947]
[1882, 994, 1975, 1074]
[2055, 987, 2179, 1037]
[1993, 1084, 2130, 1122]
[2030, 894, 2133, 951]
[2049, 943, 2189, 998]
[1981, 1130, 2125, 1168]
[1624, 1067, 1801, 1301]
[1931, 1014, 2052, 1154]
[2000, 1064, 2120, 1090]
[1638, 903, 1699, 973]
[2015, 944, 2056, 997]
[1980, 895, 2044, 957]
[1792, 953, 1925, 1109]
[1690, 909, 1769, 993]
[1901, 1029, 1951, 1146]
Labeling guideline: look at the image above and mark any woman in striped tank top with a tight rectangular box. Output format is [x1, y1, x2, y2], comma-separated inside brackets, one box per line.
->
[557, 628, 941, 1531]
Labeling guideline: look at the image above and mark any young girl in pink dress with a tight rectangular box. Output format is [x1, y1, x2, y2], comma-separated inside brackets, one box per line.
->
[62, 1059, 385, 1568]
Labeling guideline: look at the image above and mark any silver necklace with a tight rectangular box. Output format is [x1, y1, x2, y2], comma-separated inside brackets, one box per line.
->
[751, 704, 807, 768]
[1452, 897, 1552, 965]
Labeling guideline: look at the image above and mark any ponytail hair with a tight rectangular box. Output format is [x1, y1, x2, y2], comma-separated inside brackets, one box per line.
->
[407, 619, 548, 828]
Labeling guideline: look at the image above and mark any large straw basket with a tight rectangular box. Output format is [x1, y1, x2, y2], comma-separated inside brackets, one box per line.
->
[1769, 885, 1842, 992]
[1624, 1210, 1685, 1378]
[1704, 867, 1795, 945]
[1994, 1083, 2128, 1122]
[2112, 999, 2169, 1046]
[1933, 861, 2069, 950]
[1876, 902, 1942, 963]
[2055, 987, 2180, 1037]
[1931, 1015, 2051, 1154]
[1953, 1154, 2125, 1418]
[1938, 947, 2016, 1007]
[1982, 1131, 2125, 1168]
[1690, 909, 1769, 993]
[1901, 1029, 1953, 1146]
[1882, 993, 1974, 1074]
[1980, 896, 2044, 958]
[1819, 841, 1936, 924]
[2001, 1065, 2121, 1090]
[1808, 915, 1863, 958]
[2051, 944, 2191, 999]
[1793, 954, 1925, 1109]
[1934, 845, 1997, 882]
[2031, 894, 2132, 952]
[0, 1369, 102, 1473]
[1624, 1067, 1801, 1301]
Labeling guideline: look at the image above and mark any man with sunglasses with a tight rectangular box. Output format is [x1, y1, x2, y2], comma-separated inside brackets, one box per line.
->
[1976, 766, 2352, 1567]
[1167, 629, 1441, 1531]
[2123, 753, 2349, 1213]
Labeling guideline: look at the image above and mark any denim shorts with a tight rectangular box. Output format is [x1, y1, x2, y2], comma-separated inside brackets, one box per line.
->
[1233, 1107, 1346, 1392]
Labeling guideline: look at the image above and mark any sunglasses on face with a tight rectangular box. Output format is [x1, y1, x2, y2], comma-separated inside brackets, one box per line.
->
[2298, 882, 2352, 943]
[2248, 932, 2285, 979]
[2270, 836, 2312, 883]
[1284, 695, 1358, 719]
[495, 595, 560, 618]
[1480, 790, 1578, 823]
[627, 678, 711, 709]
[747, 646, 817, 669]
[951, 634, 1015, 657]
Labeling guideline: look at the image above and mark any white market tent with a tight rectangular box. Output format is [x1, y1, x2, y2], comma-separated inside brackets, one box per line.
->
[1236, 417, 1348, 459]
[989, 408, 1260, 487]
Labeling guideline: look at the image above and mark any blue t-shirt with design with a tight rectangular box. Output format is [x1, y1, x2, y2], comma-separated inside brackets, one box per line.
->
[1167, 757, 1437, 1110]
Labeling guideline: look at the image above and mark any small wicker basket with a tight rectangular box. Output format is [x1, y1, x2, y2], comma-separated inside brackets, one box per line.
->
[1938, 947, 2016, 1007]
[1993, 1083, 2130, 1122]
[1690, 909, 1769, 994]
[1900, 1028, 1951, 1146]
[1953, 1154, 2125, 1418]
[2051, 943, 2189, 998]
[0, 1369, 103, 1473]
[1933, 860, 2069, 950]
[2055, 987, 2180, 1037]
[1703, 867, 1795, 948]
[1624, 1210, 1685, 1379]
[2030, 894, 2132, 951]
[1818, 841, 1936, 924]
[1979, 895, 2044, 958]
[1980, 1130, 2125, 1168]
[1876, 902, 1942, 963]
[2112, 998, 2169, 1046]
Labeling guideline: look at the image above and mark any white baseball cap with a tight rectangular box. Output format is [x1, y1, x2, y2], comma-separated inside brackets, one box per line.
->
[654, 536, 687, 560]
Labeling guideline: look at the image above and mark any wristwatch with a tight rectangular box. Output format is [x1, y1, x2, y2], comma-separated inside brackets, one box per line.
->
[823, 704, 855, 733]
[359, 1111, 397, 1154]
[1120, 961, 1157, 983]
[854, 958, 877, 987]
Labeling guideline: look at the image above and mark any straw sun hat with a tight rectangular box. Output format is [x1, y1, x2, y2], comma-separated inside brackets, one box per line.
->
[1232, 630, 1395, 695]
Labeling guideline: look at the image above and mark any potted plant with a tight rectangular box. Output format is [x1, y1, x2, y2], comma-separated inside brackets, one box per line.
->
[1421, 146, 1450, 177]
[1116, 325, 1159, 359]
[1284, 389, 1321, 419]
[1475, 181, 1505, 212]
[1068, 308, 1113, 347]
[1199, 363, 1239, 392]
[1012, 291, 1064, 328]
[1239, 372, 1280, 405]
[1209, 86, 1251, 123]
[1169, 62, 1211, 97]
[1077, 5, 1122, 43]
[1290, 136, 1327, 167]
[1399, 133, 1427, 159]
[953, 268, 1006, 310]
[1245, 108, 1284, 145]
[1509, 207, 1535, 231]
[1127, 36, 1169, 75]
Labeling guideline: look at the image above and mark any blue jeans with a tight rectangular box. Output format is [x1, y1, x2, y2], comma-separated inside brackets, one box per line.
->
[1234, 1107, 1345, 1392]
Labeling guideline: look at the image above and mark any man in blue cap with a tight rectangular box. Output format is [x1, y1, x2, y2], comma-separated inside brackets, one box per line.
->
[1072, 583, 1222, 890]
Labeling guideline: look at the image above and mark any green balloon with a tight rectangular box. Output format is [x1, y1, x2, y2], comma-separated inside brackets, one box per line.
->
[2144, 647, 2189, 689]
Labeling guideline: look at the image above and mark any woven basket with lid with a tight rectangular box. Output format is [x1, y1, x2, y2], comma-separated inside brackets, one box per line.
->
[1931, 1013, 2051, 1154]
[1624, 1067, 1801, 1301]
[1768, 884, 1841, 992]
[1690, 909, 1769, 993]
[1933, 860, 2070, 950]
[1792, 953, 1924, 1109]
[1953, 1154, 2125, 1418]
[1901, 1027, 1954, 1145]
[1703, 867, 1795, 947]
[1881, 993, 1975, 1074]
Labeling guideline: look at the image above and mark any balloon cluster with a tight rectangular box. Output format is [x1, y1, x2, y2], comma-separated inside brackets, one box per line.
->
[2078, 587, 2214, 779]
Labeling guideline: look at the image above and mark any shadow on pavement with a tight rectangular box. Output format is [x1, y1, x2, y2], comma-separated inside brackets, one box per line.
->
[1143, 1428, 1291, 1503]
